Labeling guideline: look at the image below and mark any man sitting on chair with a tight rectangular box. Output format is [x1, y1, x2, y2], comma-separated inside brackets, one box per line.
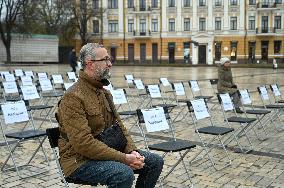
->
[57, 43, 164, 188]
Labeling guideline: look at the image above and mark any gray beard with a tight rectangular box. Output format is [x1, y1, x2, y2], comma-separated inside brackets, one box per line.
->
[100, 69, 111, 79]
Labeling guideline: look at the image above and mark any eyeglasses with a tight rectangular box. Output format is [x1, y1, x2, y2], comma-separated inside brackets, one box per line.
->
[90, 57, 111, 63]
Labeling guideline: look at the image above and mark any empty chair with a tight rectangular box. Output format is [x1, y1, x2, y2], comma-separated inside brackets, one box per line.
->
[270, 84, 284, 103]
[188, 80, 213, 101]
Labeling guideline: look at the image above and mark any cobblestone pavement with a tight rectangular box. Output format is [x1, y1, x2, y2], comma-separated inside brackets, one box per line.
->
[0, 64, 284, 188]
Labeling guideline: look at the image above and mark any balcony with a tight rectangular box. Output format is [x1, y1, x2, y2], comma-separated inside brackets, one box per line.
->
[133, 30, 151, 39]
[213, 5, 224, 12]
[256, 27, 276, 36]
[132, 6, 151, 14]
[257, 2, 279, 10]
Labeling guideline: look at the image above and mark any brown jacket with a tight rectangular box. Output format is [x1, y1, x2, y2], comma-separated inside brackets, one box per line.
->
[217, 65, 237, 95]
[57, 70, 137, 177]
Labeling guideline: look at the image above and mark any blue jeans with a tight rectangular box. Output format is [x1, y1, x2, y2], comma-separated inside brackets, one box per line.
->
[67, 150, 164, 188]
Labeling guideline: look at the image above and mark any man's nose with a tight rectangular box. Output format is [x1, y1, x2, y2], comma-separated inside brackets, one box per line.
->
[107, 60, 112, 67]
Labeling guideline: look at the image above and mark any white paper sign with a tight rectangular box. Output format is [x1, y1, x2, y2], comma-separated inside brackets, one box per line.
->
[1, 101, 29, 124]
[103, 82, 113, 91]
[141, 107, 169, 132]
[239, 90, 252, 105]
[174, 83, 185, 96]
[271, 84, 281, 97]
[1, 71, 10, 79]
[125, 74, 134, 84]
[15, 69, 24, 77]
[25, 71, 34, 78]
[38, 72, 48, 80]
[111, 89, 127, 105]
[39, 79, 53, 91]
[148, 85, 161, 98]
[220, 93, 234, 111]
[160, 78, 170, 86]
[52, 75, 64, 84]
[21, 76, 33, 86]
[191, 99, 210, 120]
[64, 82, 74, 90]
[259, 86, 269, 100]
[21, 85, 40, 100]
[190, 80, 200, 92]
[134, 79, 145, 90]
[4, 74, 16, 82]
[67, 72, 77, 80]
[3, 81, 18, 94]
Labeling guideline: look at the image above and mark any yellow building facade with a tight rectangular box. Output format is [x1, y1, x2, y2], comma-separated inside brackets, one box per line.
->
[82, 0, 284, 64]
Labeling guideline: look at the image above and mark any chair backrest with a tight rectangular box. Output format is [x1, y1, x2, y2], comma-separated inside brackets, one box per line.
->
[20, 85, 40, 100]
[67, 72, 77, 80]
[270, 84, 281, 97]
[63, 82, 75, 91]
[52, 74, 64, 84]
[24, 70, 34, 78]
[257, 86, 270, 101]
[20, 76, 33, 86]
[217, 93, 235, 112]
[133, 79, 145, 90]
[172, 82, 186, 96]
[146, 84, 162, 98]
[238, 89, 252, 105]
[2, 81, 19, 94]
[14, 69, 24, 77]
[37, 72, 48, 81]
[4, 73, 16, 82]
[124, 74, 134, 84]
[160, 78, 171, 87]
[111, 89, 128, 105]
[46, 127, 60, 148]
[1, 100, 29, 124]
[187, 98, 210, 121]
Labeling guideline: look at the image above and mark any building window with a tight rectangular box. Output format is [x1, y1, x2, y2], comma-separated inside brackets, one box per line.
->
[184, 42, 190, 63]
[108, 0, 118, 9]
[168, 0, 175, 7]
[231, 41, 238, 61]
[169, 18, 175, 31]
[140, 19, 146, 33]
[93, 0, 99, 9]
[199, 0, 206, 6]
[140, 0, 146, 10]
[275, 16, 281, 29]
[199, 18, 206, 31]
[184, 18, 190, 31]
[275, 0, 282, 4]
[215, 17, 221, 30]
[184, 0, 190, 7]
[128, 0, 134, 8]
[152, 19, 158, 32]
[93, 20, 99, 33]
[152, 0, 158, 8]
[230, 17, 237, 30]
[249, 0, 256, 5]
[230, 0, 238, 5]
[215, 0, 222, 6]
[274, 41, 281, 54]
[128, 19, 134, 32]
[215, 42, 222, 61]
[249, 16, 255, 30]
[108, 20, 118, 32]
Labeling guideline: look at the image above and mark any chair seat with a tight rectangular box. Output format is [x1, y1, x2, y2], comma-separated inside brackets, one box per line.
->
[153, 104, 177, 109]
[227, 116, 256, 123]
[149, 139, 196, 152]
[42, 92, 64, 98]
[195, 95, 213, 100]
[197, 126, 234, 135]
[29, 105, 54, 110]
[5, 96, 21, 101]
[245, 109, 271, 115]
[265, 104, 284, 108]
[178, 99, 190, 103]
[118, 111, 137, 116]
[6, 130, 46, 139]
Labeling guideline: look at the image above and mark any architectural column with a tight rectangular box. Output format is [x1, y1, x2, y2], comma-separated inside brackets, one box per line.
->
[191, 43, 198, 65]
[239, 0, 245, 31]
[223, 0, 229, 30]
[118, 0, 124, 37]
[192, 0, 198, 31]
[176, 0, 182, 34]
[161, 0, 167, 36]
[207, 0, 213, 31]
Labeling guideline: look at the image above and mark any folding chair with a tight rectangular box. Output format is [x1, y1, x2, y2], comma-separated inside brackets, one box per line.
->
[46, 127, 97, 188]
[270, 84, 284, 103]
[3, 73, 16, 82]
[51, 74, 64, 91]
[20, 75, 33, 86]
[188, 80, 213, 101]
[209, 79, 218, 95]
[14, 69, 24, 78]
[66, 71, 77, 82]
[136, 107, 196, 186]
[24, 70, 34, 78]
[1, 81, 21, 102]
[133, 79, 150, 108]
[217, 93, 257, 152]
[0, 100, 49, 178]
[124, 74, 135, 89]
[159, 77, 175, 104]
[186, 98, 236, 170]
[37, 72, 49, 81]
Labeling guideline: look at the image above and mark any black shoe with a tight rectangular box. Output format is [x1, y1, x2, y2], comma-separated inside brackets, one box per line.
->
[235, 108, 244, 114]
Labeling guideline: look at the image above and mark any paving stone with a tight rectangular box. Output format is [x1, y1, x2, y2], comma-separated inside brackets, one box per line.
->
[255, 177, 274, 187]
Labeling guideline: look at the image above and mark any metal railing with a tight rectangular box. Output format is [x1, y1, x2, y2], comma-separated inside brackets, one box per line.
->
[257, 2, 277, 8]
[256, 27, 276, 34]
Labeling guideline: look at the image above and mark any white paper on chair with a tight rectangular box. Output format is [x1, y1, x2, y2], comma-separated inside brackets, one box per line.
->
[1, 101, 29, 124]
[259, 86, 269, 100]
[174, 83, 185, 96]
[4, 74, 15, 82]
[39, 79, 53, 91]
[271, 84, 281, 97]
[220, 93, 234, 111]
[125, 74, 134, 84]
[1, 71, 10, 79]
[160, 78, 170, 86]
[64, 82, 74, 90]
[52, 75, 64, 84]
[111, 89, 127, 105]
[141, 107, 169, 132]
[103, 82, 113, 91]
[239, 90, 252, 105]
[21, 85, 40, 100]
[15, 69, 24, 77]
[21, 76, 33, 86]
[191, 99, 210, 120]
[25, 71, 34, 78]
[38, 73, 48, 80]
[3, 81, 18, 94]
[134, 79, 145, 89]
[67, 72, 77, 80]
[190, 81, 200, 92]
[148, 85, 161, 98]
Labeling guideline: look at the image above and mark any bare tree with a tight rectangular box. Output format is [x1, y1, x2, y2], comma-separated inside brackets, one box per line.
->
[0, 0, 27, 63]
